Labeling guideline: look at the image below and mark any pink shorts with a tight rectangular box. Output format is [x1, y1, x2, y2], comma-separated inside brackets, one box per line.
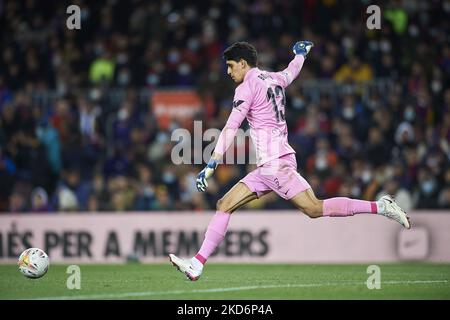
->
[240, 153, 311, 200]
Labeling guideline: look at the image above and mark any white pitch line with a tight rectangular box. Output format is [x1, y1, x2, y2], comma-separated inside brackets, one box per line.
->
[31, 279, 449, 300]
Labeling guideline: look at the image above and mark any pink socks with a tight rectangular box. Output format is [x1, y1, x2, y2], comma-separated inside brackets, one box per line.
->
[195, 211, 231, 265]
[323, 197, 377, 217]
[193, 200, 377, 266]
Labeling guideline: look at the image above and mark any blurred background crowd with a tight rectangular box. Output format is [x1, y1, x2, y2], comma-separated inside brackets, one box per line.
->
[0, 0, 449, 213]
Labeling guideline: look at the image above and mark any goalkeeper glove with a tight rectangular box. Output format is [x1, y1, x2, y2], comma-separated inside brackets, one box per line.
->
[196, 160, 218, 192]
[293, 41, 314, 57]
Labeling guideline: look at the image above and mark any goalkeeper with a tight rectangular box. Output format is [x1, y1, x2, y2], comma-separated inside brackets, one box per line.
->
[170, 41, 410, 281]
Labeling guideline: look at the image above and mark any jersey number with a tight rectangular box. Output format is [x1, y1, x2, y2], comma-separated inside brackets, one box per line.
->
[267, 85, 286, 122]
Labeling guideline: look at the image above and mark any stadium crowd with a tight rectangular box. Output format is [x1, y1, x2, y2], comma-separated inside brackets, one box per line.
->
[0, 0, 449, 213]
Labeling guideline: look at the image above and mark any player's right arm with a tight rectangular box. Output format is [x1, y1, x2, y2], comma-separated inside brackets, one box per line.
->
[196, 85, 251, 192]
[275, 40, 314, 88]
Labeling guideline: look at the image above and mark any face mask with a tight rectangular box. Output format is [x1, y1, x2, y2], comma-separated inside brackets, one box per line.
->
[292, 97, 305, 110]
[228, 16, 240, 29]
[168, 51, 180, 64]
[156, 132, 169, 143]
[53, 54, 62, 67]
[342, 37, 353, 50]
[404, 108, 415, 121]
[118, 108, 129, 121]
[343, 106, 355, 120]
[208, 73, 219, 82]
[427, 156, 440, 170]
[118, 71, 130, 85]
[380, 39, 391, 53]
[209, 7, 220, 19]
[143, 186, 154, 197]
[163, 172, 176, 184]
[431, 80, 442, 93]
[94, 44, 104, 56]
[117, 53, 128, 65]
[361, 170, 372, 183]
[185, 8, 197, 21]
[147, 74, 160, 86]
[167, 11, 180, 23]
[351, 186, 361, 197]
[421, 180, 436, 194]
[367, 99, 379, 111]
[315, 155, 328, 170]
[169, 121, 179, 131]
[187, 38, 200, 51]
[178, 63, 191, 75]
[90, 88, 101, 101]
[409, 25, 419, 37]
[57, 82, 67, 96]
[81, 9, 89, 21]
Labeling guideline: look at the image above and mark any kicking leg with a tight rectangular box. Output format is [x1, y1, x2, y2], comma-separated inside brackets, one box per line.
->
[290, 189, 410, 228]
[290, 188, 376, 218]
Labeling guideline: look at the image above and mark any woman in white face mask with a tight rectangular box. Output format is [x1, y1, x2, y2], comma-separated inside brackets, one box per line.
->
[117, 68, 131, 86]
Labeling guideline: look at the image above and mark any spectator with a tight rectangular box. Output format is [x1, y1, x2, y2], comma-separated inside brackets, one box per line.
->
[36, 119, 61, 175]
[0, 146, 16, 211]
[0, 0, 448, 212]
[57, 187, 79, 212]
[150, 185, 174, 211]
[416, 169, 440, 209]
[378, 179, 413, 213]
[89, 51, 116, 85]
[30, 187, 51, 212]
[334, 56, 374, 83]
[439, 188, 450, 209]
[365, 127, 390, 167]
[306, 137, 338, 177]
[9, 191, 28, 213]
[133, 163, 156, 211]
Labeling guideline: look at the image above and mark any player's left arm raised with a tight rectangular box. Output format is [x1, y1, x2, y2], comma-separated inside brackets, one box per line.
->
[276, 40, 314, 88]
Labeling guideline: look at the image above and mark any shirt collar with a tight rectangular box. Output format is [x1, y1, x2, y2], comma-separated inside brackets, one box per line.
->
[243, 67, 258, 82]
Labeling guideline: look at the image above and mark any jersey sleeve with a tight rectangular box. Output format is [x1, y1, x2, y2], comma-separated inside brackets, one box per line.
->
[272, 55, 305, 88]
[213, 83, 252, 157]
[228, 83, 251, 128]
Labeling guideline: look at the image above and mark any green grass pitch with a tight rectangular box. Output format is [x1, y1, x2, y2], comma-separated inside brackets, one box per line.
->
[0, 263, 449, 300]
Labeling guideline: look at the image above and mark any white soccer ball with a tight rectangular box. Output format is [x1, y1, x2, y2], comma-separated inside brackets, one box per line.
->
[18, 248, 50, 279]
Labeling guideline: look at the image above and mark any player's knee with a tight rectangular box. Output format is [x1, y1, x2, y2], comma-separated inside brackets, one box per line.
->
[216, 197, 232, 213]
[301, 202, 323, 219]
[304, 207, 322, 218]
[216, 198, 224, 211]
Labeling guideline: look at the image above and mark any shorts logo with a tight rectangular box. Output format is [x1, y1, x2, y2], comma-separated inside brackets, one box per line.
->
[274, 177, 280, 189]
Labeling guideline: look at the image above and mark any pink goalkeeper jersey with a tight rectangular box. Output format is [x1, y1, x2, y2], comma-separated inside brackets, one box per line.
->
[214, 55, 306, 167]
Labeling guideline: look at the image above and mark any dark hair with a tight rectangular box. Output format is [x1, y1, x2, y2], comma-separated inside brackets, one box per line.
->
[223, 42, 258, 67]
